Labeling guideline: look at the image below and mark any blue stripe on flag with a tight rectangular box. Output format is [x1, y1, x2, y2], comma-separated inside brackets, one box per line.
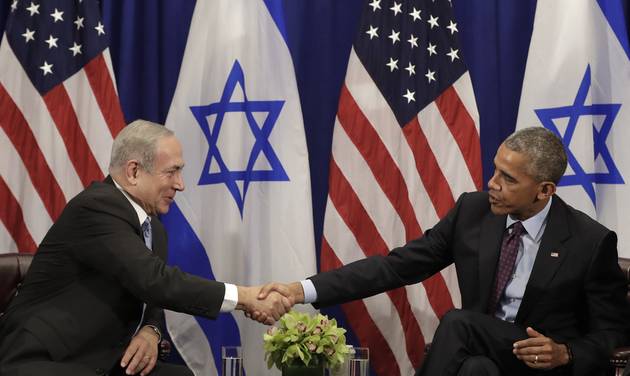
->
[162, 203, 242, 373]
[263, 0, 289, 46]
[252, 3, 369, 368]
[597, 0, 630, 60]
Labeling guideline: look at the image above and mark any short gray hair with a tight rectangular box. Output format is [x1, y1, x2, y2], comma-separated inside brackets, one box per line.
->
[108, 119, 174, 173]
[504, 127, 567, 184]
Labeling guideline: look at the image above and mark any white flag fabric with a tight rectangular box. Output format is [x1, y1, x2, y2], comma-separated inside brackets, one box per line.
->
[162, 1, 317, 375]
[516, 0, 630, 257]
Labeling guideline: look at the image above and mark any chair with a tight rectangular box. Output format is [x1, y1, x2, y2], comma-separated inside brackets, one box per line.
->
[610, 257, 630, 375]
[0, 252, 33, 314]
[0, 252, 171, 359]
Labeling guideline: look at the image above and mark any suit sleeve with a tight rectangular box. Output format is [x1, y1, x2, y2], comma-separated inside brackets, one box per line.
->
[141, 305, 164, 335]
[310, 193, 466, 307]
[65, 197, 226, 320]
[565, 231, 630, 375]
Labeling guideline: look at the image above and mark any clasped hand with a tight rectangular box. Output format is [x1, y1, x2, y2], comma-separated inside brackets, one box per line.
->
[513, 327, 570, 370]
[237, 284, 297, 325]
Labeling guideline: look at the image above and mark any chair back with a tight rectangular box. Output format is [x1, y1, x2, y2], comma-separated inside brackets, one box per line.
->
[619, 258, 630, 304]
[0, 253, 33, 314]
[0, 252, 174, 360]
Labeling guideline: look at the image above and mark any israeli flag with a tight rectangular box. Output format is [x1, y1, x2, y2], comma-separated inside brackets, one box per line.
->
[516, 0, 630, 257]
[162, 1, 317, 374]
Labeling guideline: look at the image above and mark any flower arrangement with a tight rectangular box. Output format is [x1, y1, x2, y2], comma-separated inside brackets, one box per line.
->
[263, 310, 350, 370]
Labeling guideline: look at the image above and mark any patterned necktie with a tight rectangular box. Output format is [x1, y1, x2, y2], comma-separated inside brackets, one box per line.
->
[142, 217, 152, 251]
[487, 221, 525, 314]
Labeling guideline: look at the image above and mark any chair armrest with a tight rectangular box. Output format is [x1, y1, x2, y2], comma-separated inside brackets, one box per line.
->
[610, 346, 630, 369]
[159, 339, 172, 360]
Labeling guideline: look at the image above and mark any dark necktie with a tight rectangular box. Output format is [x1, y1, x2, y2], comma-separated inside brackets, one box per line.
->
[487, 221, 525, 314]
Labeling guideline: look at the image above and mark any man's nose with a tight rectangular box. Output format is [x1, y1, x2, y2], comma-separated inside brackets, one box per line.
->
[487, 174, 499, 191]
[174, 172, 185, 191]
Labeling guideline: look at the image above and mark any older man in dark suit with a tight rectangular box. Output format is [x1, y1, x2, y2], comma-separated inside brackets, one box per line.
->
[0, 120, 291, 376]
[260, 127, 629, 376]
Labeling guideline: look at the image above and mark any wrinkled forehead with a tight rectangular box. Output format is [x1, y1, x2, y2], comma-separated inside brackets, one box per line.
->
[495, 143, 533, 175]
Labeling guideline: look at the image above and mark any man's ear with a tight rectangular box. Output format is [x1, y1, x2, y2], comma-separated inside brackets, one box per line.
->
[124, 160, 140, 185]
[538, 181, 556, 200]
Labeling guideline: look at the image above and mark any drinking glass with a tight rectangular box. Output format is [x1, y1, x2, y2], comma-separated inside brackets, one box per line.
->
[221, 346, 243, 376]
[348, 347, 369, 376]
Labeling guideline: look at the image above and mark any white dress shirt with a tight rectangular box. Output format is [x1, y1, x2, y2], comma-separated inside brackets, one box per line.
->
[495, 197, 552, 322]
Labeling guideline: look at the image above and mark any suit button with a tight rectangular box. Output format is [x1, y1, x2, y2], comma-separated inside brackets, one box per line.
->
[94, 368, 106, 375]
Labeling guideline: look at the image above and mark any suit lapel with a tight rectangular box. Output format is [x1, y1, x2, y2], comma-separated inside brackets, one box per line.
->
[515, 196, 570, 323]
[478, 212, 507, 312]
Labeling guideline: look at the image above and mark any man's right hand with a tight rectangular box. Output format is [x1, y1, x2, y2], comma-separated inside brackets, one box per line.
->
[244, 282, 304, 323]
[236, 285, 293, 325]
[258, 282, 305, 304]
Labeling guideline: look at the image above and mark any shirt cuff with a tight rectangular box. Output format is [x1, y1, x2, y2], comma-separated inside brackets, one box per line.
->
[220, 283, 238, 312]
[300, 279, 318, 304]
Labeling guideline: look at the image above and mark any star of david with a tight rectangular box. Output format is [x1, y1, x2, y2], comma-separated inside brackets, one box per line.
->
[534, 65, 623, 207]
[190, 60, 288, 216]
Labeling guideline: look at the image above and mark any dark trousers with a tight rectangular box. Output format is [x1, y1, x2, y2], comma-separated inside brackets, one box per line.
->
[1, 361, 192, 376]
[416, 309, 570, 376]
[108, 363, 193, 376]
[0, 329, 193, 376]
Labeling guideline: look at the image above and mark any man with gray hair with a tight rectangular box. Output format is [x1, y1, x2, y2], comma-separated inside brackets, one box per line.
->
[0, 120, 291, 376]
[259, 127, 629, 376]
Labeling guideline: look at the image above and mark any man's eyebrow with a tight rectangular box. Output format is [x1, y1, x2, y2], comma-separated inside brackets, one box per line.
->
[499, 169, 516, 181]
[164, 164, 184, 171]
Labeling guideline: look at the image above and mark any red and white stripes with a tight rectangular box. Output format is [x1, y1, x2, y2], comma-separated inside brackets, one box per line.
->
[322, 48, 480, 375]
[0, 34, 124, 253]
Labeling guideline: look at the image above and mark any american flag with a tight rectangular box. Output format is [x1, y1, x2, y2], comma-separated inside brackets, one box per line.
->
[321, 0, 481, 374]
[0, 0, 124, 254]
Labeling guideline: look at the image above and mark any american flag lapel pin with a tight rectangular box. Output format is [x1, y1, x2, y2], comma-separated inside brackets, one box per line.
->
[550, 251, 560, 258]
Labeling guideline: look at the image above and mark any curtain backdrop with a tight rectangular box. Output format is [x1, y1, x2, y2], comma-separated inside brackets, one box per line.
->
[1, 0, 628, 373]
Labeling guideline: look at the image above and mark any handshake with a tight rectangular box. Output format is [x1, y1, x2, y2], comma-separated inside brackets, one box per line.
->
[235, 282, 305, 325]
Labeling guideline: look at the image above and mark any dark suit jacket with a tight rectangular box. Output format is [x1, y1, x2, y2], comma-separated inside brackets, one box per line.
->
[310, 192, 629, 375]
[0, 176, 225, 372]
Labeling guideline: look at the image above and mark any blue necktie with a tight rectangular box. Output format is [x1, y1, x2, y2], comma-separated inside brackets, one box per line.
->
[142, 218, 152, 250]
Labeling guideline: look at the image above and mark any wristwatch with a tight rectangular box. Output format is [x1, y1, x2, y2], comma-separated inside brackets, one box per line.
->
[145, 325, 162, 343]
[565, 343, 574, 364]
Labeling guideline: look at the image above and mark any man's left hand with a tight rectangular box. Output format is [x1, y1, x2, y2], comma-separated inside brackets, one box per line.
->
[120, 325, 160, 375]
[513, 327, 570, 370]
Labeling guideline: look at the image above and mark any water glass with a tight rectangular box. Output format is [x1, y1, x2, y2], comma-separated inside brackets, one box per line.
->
[221, 346, 243, 376]
[348, 347, 369, 376]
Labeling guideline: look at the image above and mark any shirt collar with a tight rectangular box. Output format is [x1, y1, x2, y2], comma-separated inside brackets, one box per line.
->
[112, 177, 149, 227]
[505, 196, 553, 242]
